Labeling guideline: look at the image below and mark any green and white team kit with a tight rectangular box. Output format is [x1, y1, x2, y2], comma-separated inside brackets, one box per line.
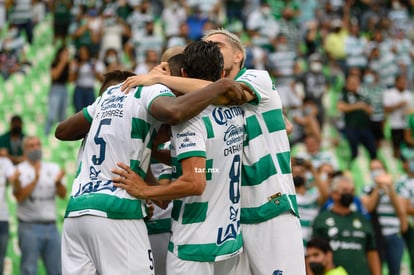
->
[237, 68, 299, 224]
[65, 83, 175, 219]
[169, 104, 244, 262]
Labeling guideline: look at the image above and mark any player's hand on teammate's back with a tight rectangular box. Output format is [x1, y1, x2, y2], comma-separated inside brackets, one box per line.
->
[112, 162, 148, 198]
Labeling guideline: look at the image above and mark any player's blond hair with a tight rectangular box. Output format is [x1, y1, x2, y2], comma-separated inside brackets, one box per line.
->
[203, 28, 246, 69]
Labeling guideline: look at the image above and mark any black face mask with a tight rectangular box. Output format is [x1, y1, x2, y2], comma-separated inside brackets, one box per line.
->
[339, 193, 354, 208]
[11, 126, 22, 135]
[293, 176, 306, 188]
[309, 262, 325, 275]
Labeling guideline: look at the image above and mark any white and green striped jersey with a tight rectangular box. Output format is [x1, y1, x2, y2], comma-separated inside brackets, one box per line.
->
[396, 174, 414, 225]
[169, 105, 244, 262]
[344, 35, 368, 68]
[65, 83, 175, 219]
[295, 150, 339, 170]
[361, 185, 400, 236]
[297, 187, 319, 243]
[146, 148, 173, 235]
[0, 157, 15, 221]
[237, 68, 298, 224]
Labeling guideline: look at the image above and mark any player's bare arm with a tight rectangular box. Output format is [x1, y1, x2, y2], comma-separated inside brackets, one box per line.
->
[122, 73, 256, 105]
[149, 78, 246, 125]
[55, 111, 91, 141]
[112, 157, 206, 201]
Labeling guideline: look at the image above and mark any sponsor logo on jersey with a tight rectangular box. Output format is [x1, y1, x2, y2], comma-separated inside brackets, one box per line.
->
[74, 179, 116, 197]
[101, 95, 127, 110]
[330, 240, 363, 251]
[178, 136, 196, 149]
[176, 131, 196, 138]
[272, 270, 283, 275]
[159, 88, 172, 95]
[217, 220, 239, 245]
[89, 166, 101, 180]
[212, 106, 243, 126]
[223, 124, 244, 146]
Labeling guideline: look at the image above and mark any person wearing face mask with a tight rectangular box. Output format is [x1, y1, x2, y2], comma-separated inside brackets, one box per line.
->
[360, 159, 407, 275]
[306, 238, 348, 275]
[312, 176, 381, 275]
[0, 115, 25, 164]
[12, 136, 66, 275]
[299, 54, 329, 129]
[293, 158, 329, 246]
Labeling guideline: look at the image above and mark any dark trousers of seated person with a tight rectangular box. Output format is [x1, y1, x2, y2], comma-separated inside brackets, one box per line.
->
[345, 127, 377, 160]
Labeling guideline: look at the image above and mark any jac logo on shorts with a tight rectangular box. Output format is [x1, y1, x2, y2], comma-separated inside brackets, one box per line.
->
[273, 270, 283, 275]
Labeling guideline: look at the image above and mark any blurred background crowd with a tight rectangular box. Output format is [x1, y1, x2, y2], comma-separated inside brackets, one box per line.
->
[1, 0, 414, 274]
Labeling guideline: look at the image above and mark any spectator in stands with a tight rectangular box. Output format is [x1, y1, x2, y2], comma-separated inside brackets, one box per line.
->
[126, 20, 164, 68]
[0, 24, 31, 79]
[305, 238, 348, 275]
[9, 0, 33, 44]
[69, 6, 102, 58]
[70, 45, 103, 113]
[383, 75, 412, 159]
[0, 156, 16, 275]
[161, 0, 188, 41]
[134, 49, 159, 75]
[296, 134, 338, 170]
[126, 0, 154, 45]
[338, 73, 377, 163]
[324, 18, 347, 73]
[360, 68, 386, 149]
[290, 98, 322, 145]
[246, 1, 280, 50]
[292, 158, 329, 246]
[403, 109, 414, 160]
[99, 7, 130, 61]
[397, 155, 414, 275]
[185, 5, 210, 41]
[388, 0, 410, 33]
[361, 159, 406, 275]
[12, 136, 66, 275]
[268, 33, 300, 114]
[45, 46, 71, 136]
[312, 175, 381, 275]
[51, 0, 72, 44]
[96, 48, 124, 76]
[299, 53, 329, 128]
[278, 5, 301, 52]
[166, 21, 191, 48]
[32, 0, 45, 27]
[0, 115, 25, 165]
[392, 27, 414, 88]
[344, 21, 368, 71]
[367, 29, 399, 89]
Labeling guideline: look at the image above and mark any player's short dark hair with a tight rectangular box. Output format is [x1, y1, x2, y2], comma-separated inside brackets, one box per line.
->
[99, 70, 136, 95]
[183, 40, 223, 82]
[307, 238, 333, 253]
[168, 54, 184, 77]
